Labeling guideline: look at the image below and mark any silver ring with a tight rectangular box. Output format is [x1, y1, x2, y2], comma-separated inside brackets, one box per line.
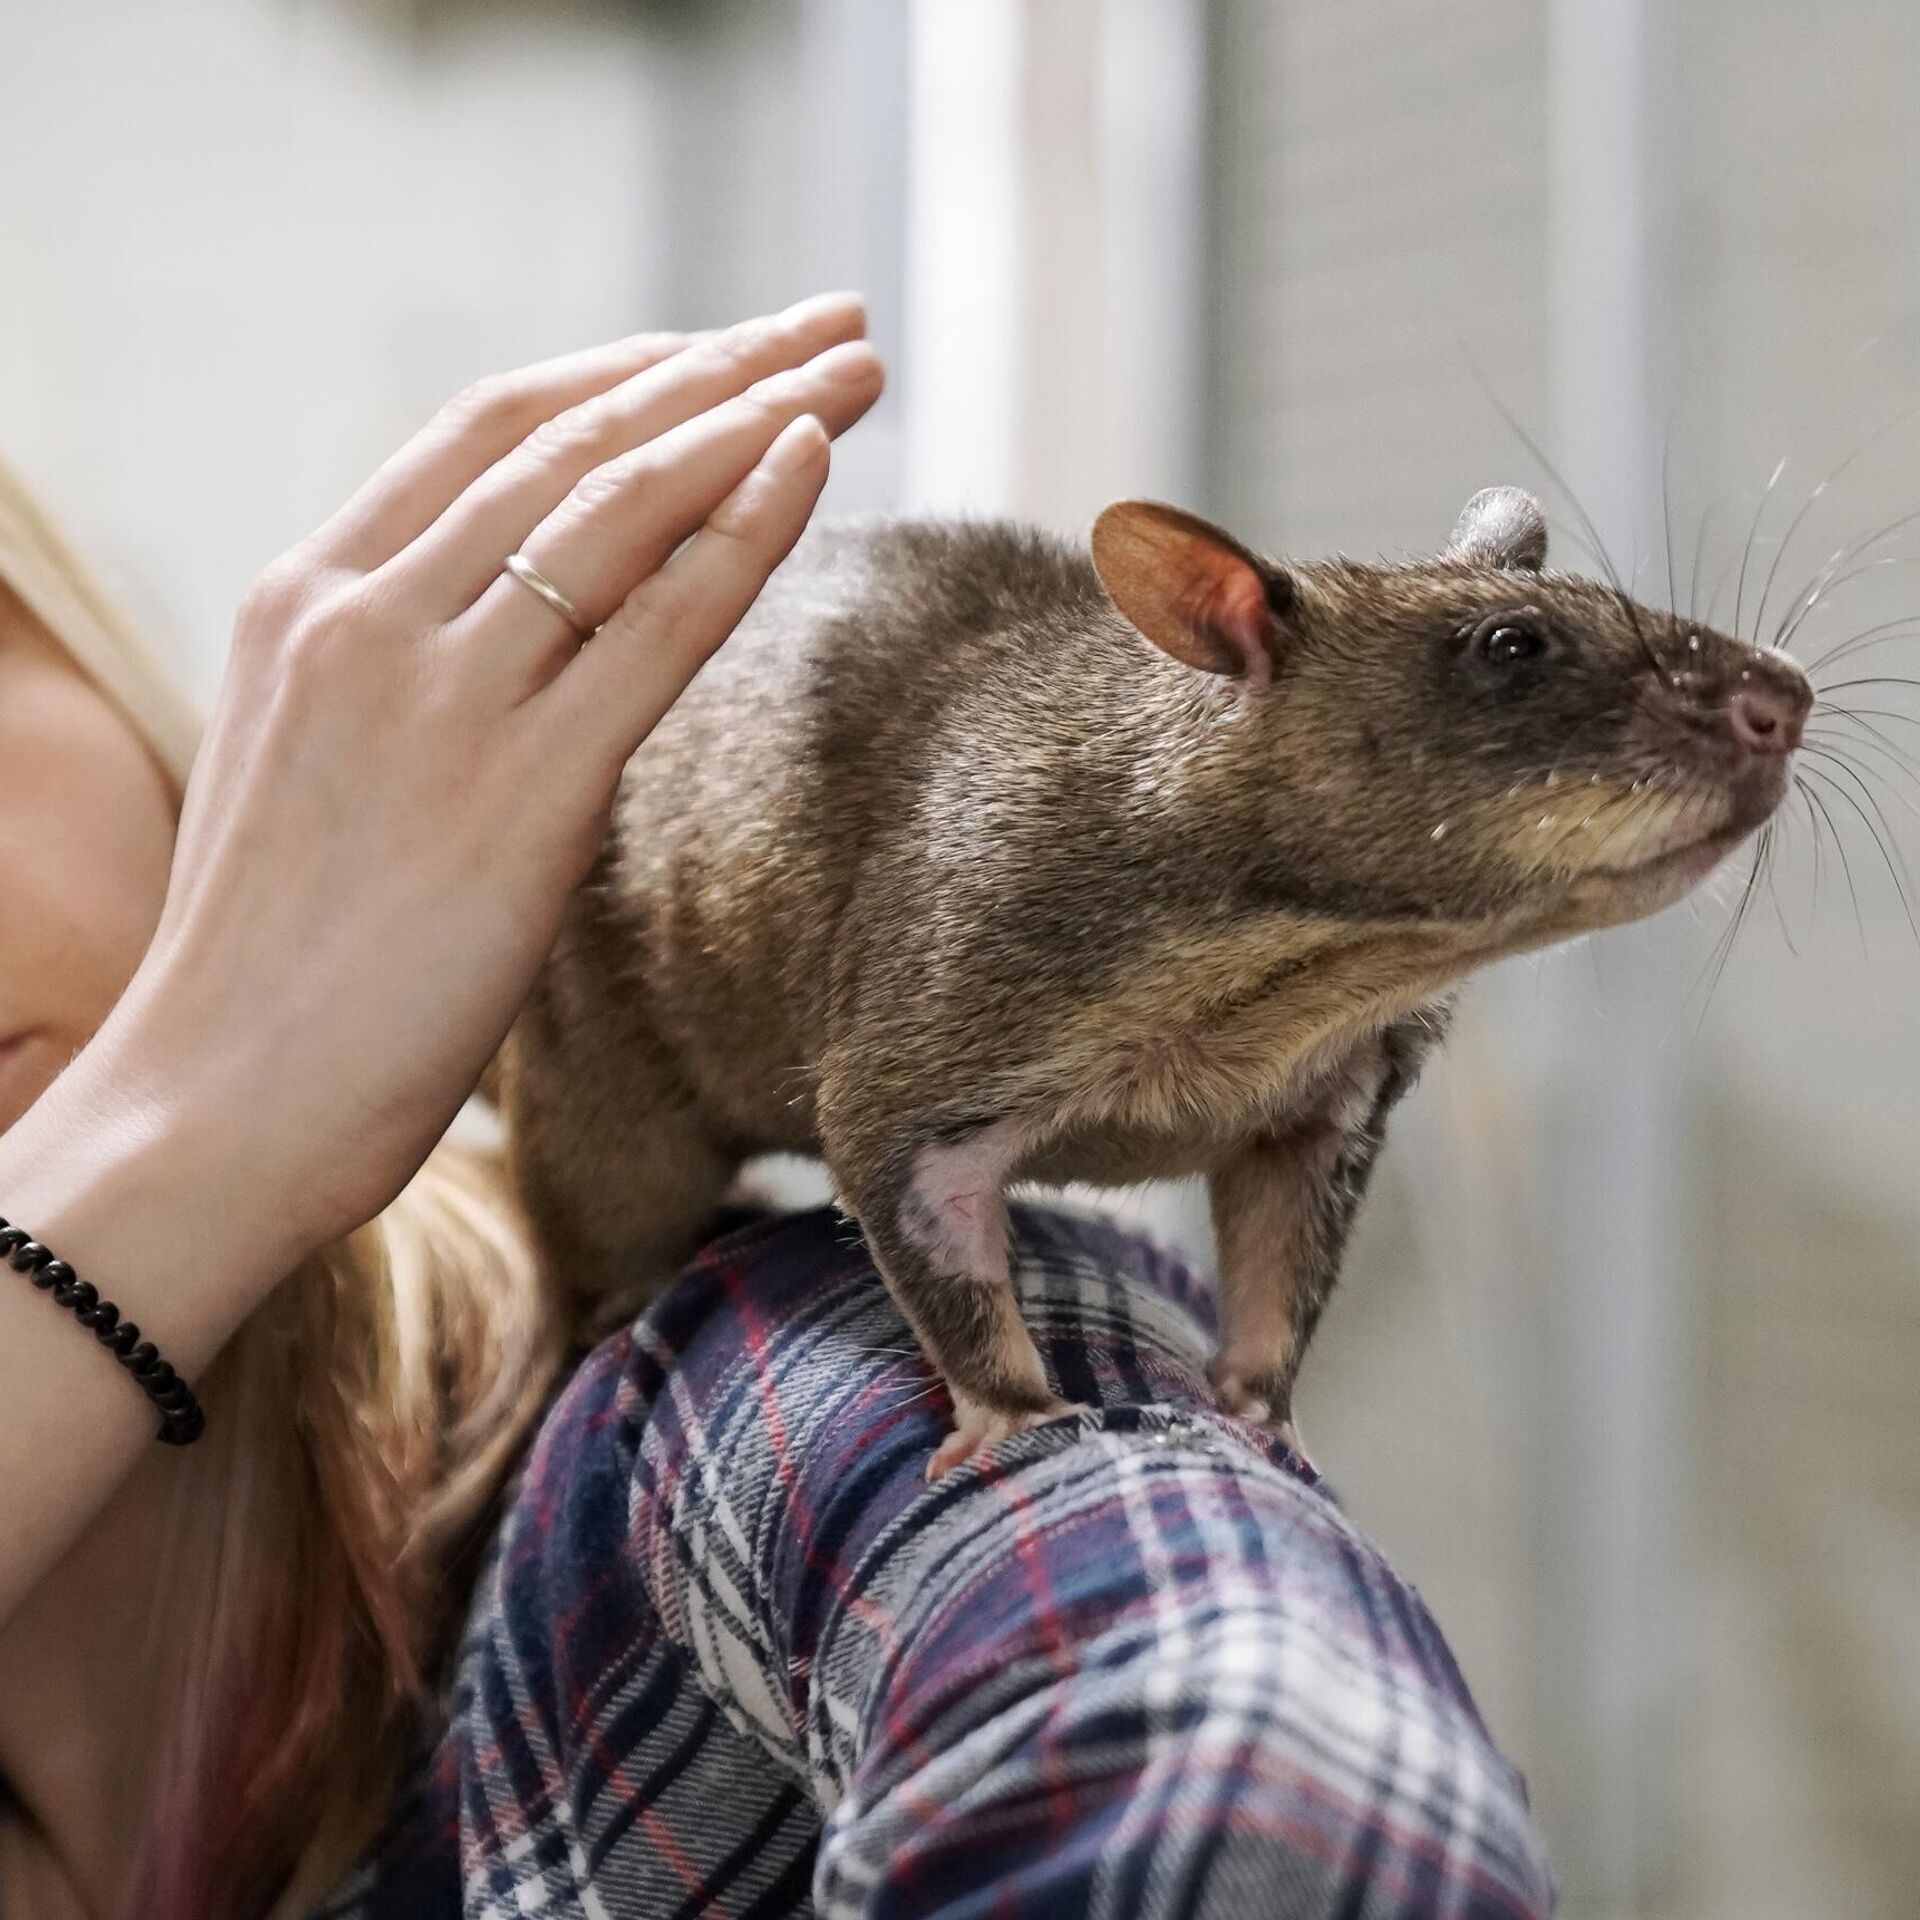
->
[503, 553, 594, 640]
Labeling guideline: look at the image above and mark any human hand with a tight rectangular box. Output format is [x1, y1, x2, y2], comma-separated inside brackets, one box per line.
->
[99, 292, 882, 1275]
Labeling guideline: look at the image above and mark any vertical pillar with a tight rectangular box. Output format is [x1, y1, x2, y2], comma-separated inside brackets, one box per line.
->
[1536, 3, 1682, 1909]
[903, 0, 1207, 527]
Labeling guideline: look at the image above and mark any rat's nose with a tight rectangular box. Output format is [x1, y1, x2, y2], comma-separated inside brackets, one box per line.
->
[1726, 657, 1811, 755]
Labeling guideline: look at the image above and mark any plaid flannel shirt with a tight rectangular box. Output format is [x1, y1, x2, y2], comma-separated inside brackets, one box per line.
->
[314, 1204, 1554, 1919]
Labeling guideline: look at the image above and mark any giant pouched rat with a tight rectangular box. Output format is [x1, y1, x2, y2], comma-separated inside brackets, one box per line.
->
[498, 486, 1811, 1476]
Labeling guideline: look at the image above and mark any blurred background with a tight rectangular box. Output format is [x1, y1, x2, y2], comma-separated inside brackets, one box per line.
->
[3, 2, 1917, 1914]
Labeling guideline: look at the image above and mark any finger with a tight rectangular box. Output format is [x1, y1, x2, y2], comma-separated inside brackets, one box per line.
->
[390, 291, 868, 618]
[456, 339, 882, 691]
[306, 330, 704, 574]
[541, 413, 831, 773]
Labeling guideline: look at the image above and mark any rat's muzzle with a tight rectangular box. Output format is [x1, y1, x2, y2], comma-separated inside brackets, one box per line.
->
[1723, 648, 1812, 757]
[1701, 644, 1811, 836]
[1648, 637, 1811, 828]
[1576, 640, 1811, 913]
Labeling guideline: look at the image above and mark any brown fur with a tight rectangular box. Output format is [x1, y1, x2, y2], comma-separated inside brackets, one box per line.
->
[501, 488, 1810, 1466]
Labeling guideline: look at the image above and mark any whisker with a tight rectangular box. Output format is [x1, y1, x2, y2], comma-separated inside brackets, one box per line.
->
[1751, 399, 1920, 643]
[1687, 496, 1723, 631]
[1691, 827, 1769, 1029]
[1774, 520, 1920, 651]
[1733, 456, 1789, 640]
[1805, 615, 1920, 678]
[1661, 427, 1679, 620]
[1536, 714, 1636, 795]
[1466, 362, 1660, 676]
[1703, 530, 1751, 632]
[1795, 761, 1882, 970]
[1468, 369, 1625, 590]
[1803, 737, 1915, 825]
[1790, 775, 1823, 915]
[1781, 554, 1920, 656]
[1799, 746, 1920, 919]
[1814, 673, 1920, 698]
[1759, 818, 1796, 954]
[1806, 720, 1920, 808]
[1814, 702, 1920, 736]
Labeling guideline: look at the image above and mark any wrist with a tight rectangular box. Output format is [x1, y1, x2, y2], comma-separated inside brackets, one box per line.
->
[0, 1008, 305, 1377]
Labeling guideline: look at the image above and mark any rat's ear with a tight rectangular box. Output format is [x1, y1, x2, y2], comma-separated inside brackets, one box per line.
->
[1091, 500, 1298, 684]
[1449, 487, 1548, 572]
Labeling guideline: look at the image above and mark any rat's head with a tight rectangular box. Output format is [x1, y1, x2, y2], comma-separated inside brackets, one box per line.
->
[1092, 488, 1812, 938]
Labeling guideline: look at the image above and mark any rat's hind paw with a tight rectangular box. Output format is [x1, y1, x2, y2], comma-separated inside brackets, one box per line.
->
[926, 1399, 1089, 1482]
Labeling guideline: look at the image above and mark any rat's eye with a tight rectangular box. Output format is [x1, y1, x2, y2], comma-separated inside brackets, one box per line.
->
[1485, 625, 1542, 664]
[1473, 612, 1552, 666]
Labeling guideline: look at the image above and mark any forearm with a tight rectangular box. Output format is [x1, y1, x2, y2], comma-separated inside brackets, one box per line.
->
[0, 293, 878, 1645]
[0, 1017, 290, 1623]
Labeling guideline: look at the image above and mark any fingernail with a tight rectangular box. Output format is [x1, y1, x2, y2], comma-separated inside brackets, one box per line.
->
[783, 289, 867, 330]
[810, 340, 883, 386]
[762, 414, 829, 476]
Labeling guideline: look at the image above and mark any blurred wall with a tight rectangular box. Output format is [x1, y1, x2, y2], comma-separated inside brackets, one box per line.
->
[1672, 6, 1920, 1915]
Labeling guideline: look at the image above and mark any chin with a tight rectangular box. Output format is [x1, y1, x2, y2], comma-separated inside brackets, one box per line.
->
[1577, 817, 1765, 926]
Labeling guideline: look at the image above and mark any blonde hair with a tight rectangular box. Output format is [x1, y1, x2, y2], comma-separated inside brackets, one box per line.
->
[0, 450, 200, 784]
[0, 448, 568, 1917]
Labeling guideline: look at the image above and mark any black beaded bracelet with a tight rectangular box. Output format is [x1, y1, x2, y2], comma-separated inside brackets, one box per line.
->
[0, 1215, 205, 1445]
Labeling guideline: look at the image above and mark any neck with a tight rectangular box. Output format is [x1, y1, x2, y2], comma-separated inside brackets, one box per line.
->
[0, 1443, 195, 1920]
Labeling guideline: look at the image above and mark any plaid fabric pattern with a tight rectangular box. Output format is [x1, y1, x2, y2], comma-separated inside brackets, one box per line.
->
[314, 1204, 1554, 1919]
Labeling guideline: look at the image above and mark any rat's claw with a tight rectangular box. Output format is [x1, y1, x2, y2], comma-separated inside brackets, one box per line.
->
[926, 1399, 1088, 1482]
[1208, 1362, 1309, 1458]
[1207, 1362, 1275, 1428]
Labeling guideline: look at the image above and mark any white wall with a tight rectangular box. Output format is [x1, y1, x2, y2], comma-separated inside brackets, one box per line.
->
[1, 0, 662, 694]
[0, 0, 907, 702]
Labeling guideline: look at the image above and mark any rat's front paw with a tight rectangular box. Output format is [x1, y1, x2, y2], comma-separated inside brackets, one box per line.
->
[1207, 1358, 1305, 1454]
[926, 1398, 1089, 1482]
[1207, 1358, 1277, 1426]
